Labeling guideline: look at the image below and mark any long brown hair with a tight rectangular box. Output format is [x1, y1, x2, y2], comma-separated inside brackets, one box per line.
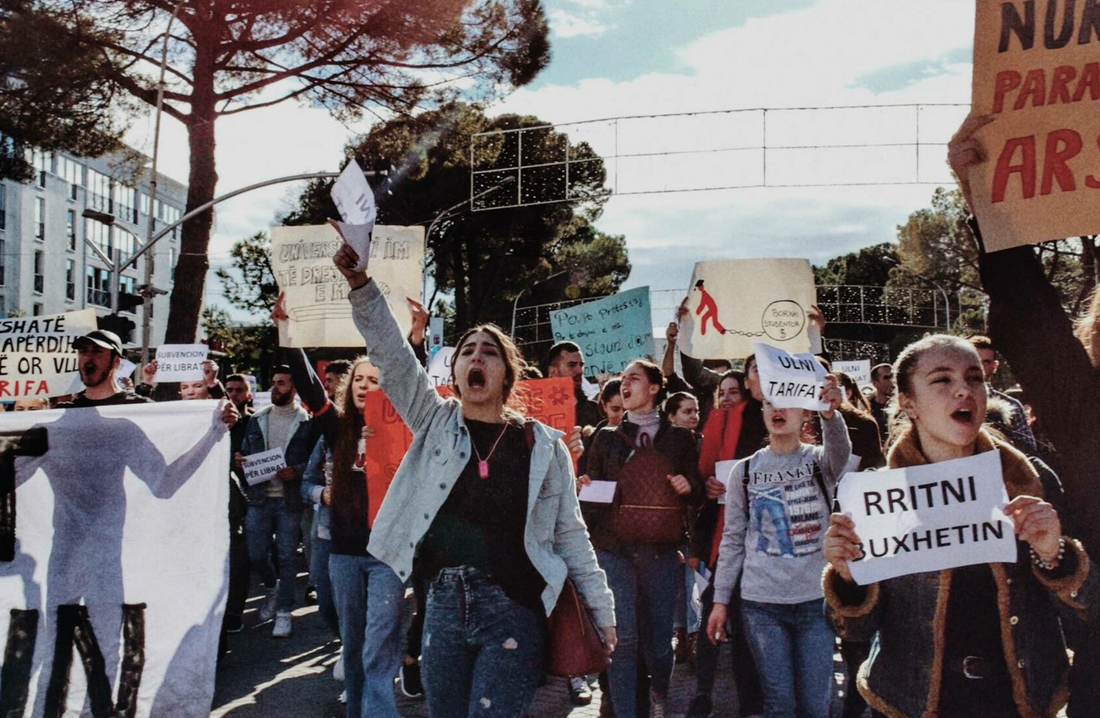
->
[1076, 284, 1100, 368]
[331, 357, 371, 520]
[450, 323, 526, 407]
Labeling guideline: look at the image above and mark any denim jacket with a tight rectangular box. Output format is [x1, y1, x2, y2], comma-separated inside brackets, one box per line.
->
[240, 402, 313, 509]
[301, 438, 331, 539]
[351, 280, 616, 628]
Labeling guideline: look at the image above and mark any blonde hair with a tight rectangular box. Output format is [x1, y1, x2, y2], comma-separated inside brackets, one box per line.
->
[1076, 285, 1100, 368]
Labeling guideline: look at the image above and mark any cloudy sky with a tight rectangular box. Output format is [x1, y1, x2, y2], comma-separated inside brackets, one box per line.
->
[128, 0, 976, 323]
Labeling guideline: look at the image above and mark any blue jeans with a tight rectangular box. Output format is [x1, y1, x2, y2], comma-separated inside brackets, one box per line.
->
[421, 567, 546, 718]
[244, 496, 301, 610]
[329, 552, 406, 718]
[597, 545, 679, 718]
[310, 535, 339, 636]
[741, 599, 834, 718]
[674, 560, 699, 631]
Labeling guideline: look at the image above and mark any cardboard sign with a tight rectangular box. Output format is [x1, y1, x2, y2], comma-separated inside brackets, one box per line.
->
[0, 309, 97, 399]
[363, 392, 412, 527]
[550, 287, 656, 375]
[833, 360, 871, 387]
[427, 346, 455, 387]
[971, 0, 1100, 250]
[271, 224, 424, 348]
[579, 480, 617, 504]
[0, 401, 230, 717]
[155, 344, 208, 382]
[835, 451, 1017, 585]
[754, 342, 829, 411]
[242, 447, 286, 486]
[678, 259, 818, 360]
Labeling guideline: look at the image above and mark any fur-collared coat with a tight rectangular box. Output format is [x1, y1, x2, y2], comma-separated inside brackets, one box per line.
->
[823, 427, 1099, 718]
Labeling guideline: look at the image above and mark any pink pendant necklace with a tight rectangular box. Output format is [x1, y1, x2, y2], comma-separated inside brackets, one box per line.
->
[471, 423, 510, 480]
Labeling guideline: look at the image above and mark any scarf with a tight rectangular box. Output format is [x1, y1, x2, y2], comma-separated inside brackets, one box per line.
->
[887, 425, 1043, 500]
[627, 409, 661, 448]
[698, 403, 746, 570]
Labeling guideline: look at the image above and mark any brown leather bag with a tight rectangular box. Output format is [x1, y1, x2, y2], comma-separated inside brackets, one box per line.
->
[545, 578, 610, 677]
[611, 445, 685, 544]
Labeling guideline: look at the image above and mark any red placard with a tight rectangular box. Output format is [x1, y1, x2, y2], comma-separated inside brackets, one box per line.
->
[362, 392, 412, 527]
[435, 377, 576, 431]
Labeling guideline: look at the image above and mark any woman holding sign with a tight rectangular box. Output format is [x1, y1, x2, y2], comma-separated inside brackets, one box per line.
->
[822, 335, 1098, 718]
[331, 243, 615, 718]
[704, 374, 850, 718]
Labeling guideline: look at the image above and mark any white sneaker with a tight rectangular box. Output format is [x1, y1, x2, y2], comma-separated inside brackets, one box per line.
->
[333, 655, 344, 682]
[338, 690, 347, 704]
[259, 587, 278, 622]
[272, 611, 292, 638]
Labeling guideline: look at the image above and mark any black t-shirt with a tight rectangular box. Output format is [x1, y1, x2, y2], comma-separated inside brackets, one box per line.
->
[417, 419, 545, 613]
[58, 391, 154, 408]
[943, 564, 1004, 665]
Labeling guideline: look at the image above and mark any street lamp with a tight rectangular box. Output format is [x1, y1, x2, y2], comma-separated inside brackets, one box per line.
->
[510, 270, 568, 337]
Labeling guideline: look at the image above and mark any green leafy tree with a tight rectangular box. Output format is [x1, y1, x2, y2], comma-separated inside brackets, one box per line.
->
[214, 231, 279, 317]
[283, 102, 630, 330]
[202, 305, 275, 381]
[13, 0, 550, 345]
[0, 1, 129, 180]
[813, 243, 897, 287]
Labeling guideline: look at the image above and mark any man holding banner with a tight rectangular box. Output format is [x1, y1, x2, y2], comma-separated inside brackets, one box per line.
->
[823, 335, 1096, 718]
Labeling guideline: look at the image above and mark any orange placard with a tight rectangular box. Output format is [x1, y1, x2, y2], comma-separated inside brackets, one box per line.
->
[435, 377, 576, 431]
[362, 392, 412, 527]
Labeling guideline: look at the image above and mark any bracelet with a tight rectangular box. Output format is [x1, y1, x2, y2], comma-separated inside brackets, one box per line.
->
[1030, 537, 1066, 571]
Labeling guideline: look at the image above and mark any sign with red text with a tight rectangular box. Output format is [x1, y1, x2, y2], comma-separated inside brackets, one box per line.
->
[0, 309, 97, 399]
[971, 0, 1100, 250]
[835, 450, 1016, 585]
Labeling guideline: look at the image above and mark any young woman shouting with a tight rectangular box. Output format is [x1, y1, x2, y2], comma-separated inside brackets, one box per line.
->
[332, 243, 615, 718]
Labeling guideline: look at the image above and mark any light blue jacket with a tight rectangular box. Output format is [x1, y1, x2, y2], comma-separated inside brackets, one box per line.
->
[352, 280, 615, 627]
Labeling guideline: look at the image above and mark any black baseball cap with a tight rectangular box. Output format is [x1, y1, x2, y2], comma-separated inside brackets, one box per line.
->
[73, 330, 123, 355]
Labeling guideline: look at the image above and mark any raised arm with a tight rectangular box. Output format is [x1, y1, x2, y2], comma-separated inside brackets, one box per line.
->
[334, 243, 446, 434]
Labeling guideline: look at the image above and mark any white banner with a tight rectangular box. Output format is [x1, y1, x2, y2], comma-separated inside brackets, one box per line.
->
[836, 451, 1016, 585]
[833, 360, 871, 387]
[754, 342, 829, 411]
[154, 344, 208, 382]
[0, 400, 230, 717]
[271, 224, 425, 348]
[0, 310, 98, 399]
[677, 259, 818, 360]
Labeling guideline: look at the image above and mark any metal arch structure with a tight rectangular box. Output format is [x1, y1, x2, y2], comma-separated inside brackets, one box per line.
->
[510, 284, 952, 362]
[468, 103, 970, 211]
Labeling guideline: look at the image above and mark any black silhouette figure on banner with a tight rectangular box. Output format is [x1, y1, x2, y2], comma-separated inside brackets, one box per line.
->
[2, 405, 227, 717]
[694, 279, 727, 336]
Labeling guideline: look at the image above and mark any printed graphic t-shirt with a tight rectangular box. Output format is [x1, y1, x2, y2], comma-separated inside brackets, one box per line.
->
[712, 412, 852, 605]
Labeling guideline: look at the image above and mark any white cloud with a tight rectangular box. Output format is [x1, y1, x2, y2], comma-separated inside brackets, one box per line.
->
[493, 0, 977, 295]
[549, 9, 608, 38]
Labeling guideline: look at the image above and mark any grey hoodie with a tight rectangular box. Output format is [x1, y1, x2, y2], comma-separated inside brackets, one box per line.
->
[713, 412, 851, 605]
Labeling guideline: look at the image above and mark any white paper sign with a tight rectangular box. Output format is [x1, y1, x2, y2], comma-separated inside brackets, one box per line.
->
[579, 480, 617, 504]
[581, 377, 600, 401]
[836, 450, 1017, 585]
[155, 344, 208, 382]
[252, 391, 272, 411]
[117, 358, 137, 380]
[715, 459, 737, 505]
[0, 401, 230, 717]
[754, 342, 828, 411]
[429, 317, 444, 350]
[833, 360, 872, 387]
[243, 447, 287, 486]
[678, 259, 818, 360]
[0, 309, 98, 399]
[427, 346, 456, 387]
[331, 160, 376, 273]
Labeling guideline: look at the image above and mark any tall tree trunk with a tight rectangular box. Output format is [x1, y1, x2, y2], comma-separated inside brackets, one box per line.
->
[164, 34, 218, 344]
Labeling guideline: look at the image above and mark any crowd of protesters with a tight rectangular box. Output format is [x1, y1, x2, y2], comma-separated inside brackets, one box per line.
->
[20, 112, 1100, 718]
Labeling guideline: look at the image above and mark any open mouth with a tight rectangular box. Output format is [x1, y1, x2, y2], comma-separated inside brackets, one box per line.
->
[951, 408, 974, 425]
[467, 368, 486, 390]
[770, 415, 787, 428]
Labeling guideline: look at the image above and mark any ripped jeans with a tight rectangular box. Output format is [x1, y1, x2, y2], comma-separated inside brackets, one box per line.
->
[421, 567, 547, 718]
